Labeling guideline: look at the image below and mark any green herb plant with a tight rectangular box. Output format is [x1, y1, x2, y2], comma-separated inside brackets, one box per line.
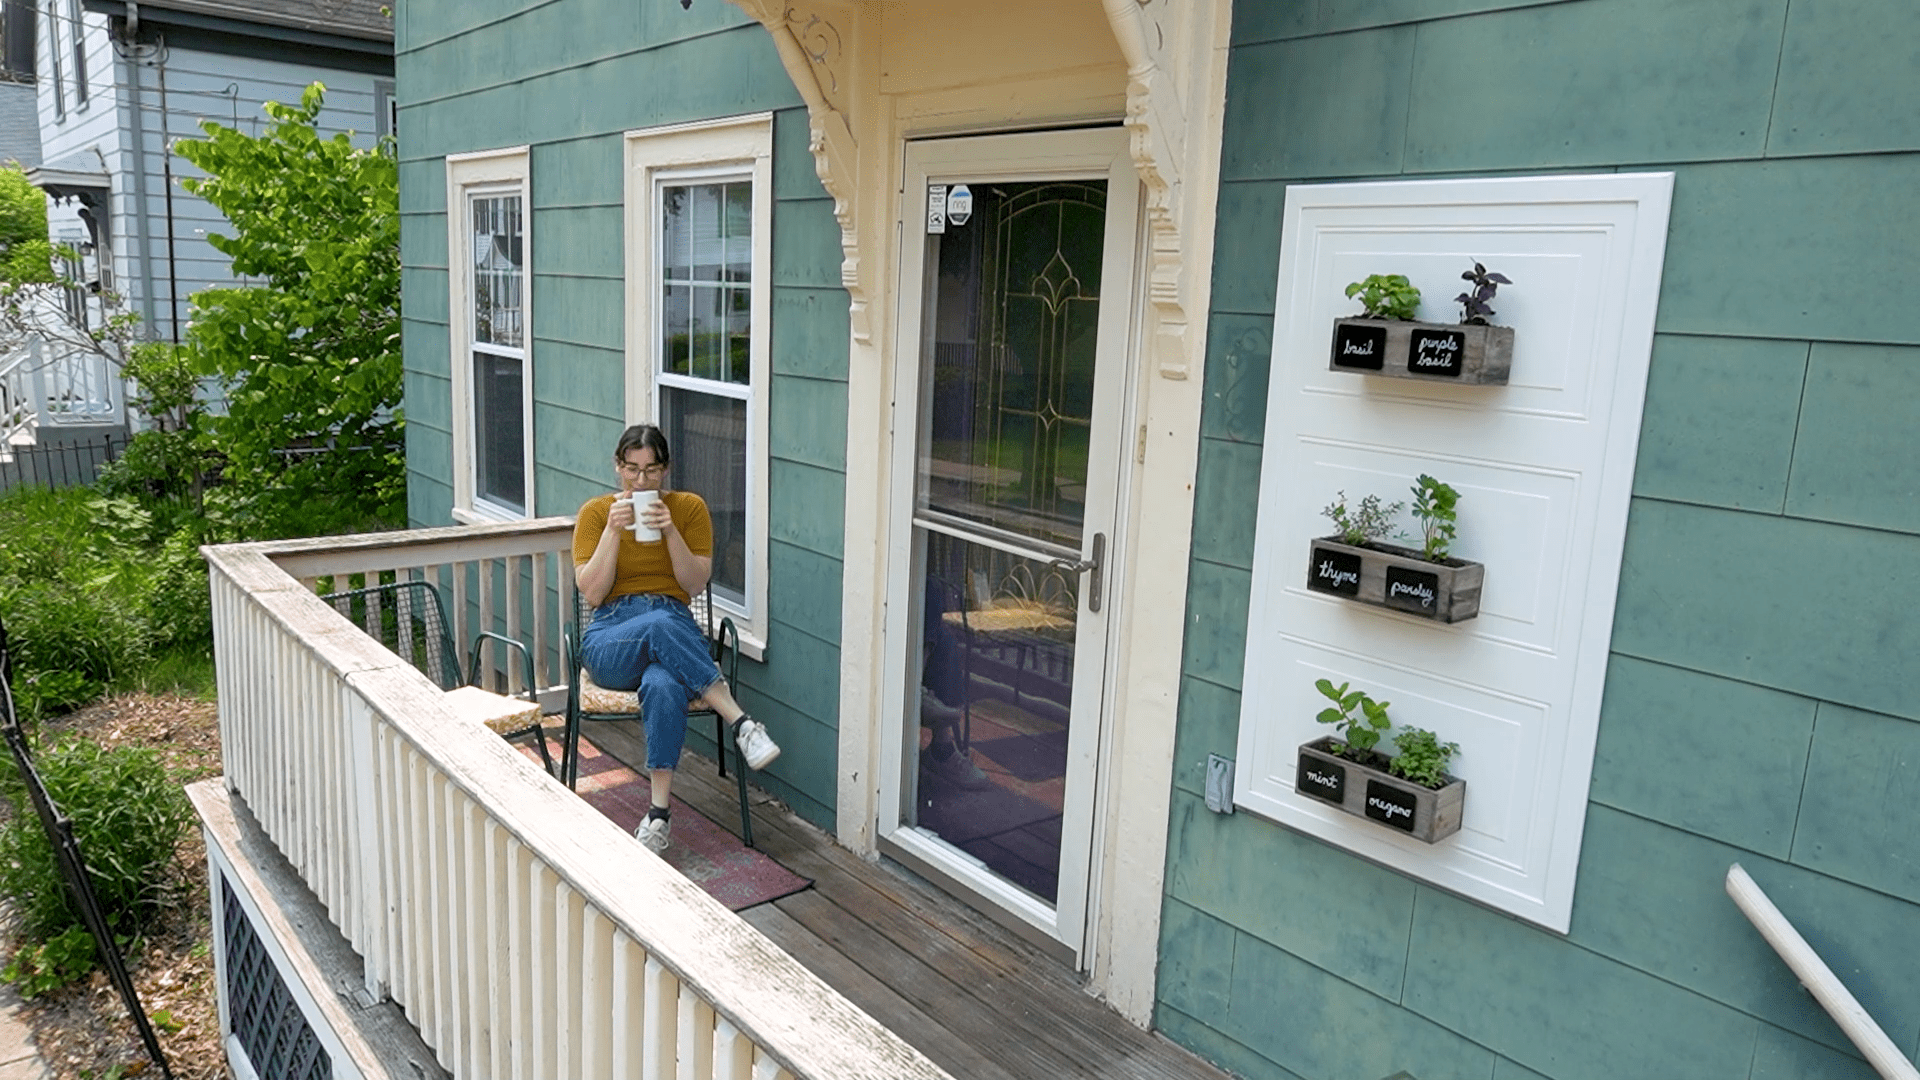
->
[1389, 726, 1460, 789]
[1322, 491, 1404, 548]
[1410, 474, 1460, 562]
[1343, 273, 1422, 321]
[1314, 678, 1392, 760]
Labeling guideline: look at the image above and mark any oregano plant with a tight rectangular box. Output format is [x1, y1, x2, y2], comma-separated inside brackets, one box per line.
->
[1389, 727, 1460, 789]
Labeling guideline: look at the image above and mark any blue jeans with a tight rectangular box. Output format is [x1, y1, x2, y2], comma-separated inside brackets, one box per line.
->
[579, 593, 721, 772]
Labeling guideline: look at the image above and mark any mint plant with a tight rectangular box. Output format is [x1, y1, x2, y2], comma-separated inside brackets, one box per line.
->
[1389, 726, 1460, 789]
[1314, 678, 1392, 758]
[1455, 261, 1511, 325]
[1410, 474, 1460, 562]
[1322, 491, 1404, 548]
[1344, 273, 1421, 321]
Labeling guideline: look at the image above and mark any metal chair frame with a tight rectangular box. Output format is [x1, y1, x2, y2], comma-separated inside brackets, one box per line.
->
[320, 580, 556, 776]
[562, 584, 754, 848]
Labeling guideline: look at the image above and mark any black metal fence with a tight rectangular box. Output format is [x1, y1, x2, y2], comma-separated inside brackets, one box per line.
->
[0, 620, 174, 1078]
[0, 432, 127, 494]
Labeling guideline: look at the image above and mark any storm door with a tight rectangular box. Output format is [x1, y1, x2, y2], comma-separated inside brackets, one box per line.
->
[880, 130, 1140, 955]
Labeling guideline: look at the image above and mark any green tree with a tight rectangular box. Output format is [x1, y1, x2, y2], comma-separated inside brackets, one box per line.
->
[0, 164, 54, 286]
[174, 83, 404, 536]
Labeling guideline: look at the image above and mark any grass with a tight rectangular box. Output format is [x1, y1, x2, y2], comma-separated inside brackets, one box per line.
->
[125, 648, 217, 701]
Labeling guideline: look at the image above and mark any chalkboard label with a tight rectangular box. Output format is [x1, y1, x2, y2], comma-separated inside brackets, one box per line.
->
[1384, 565, 1440, 615]
[1297, 753, 1346, 804]
[1331, 322, 1387, 371]
[1365, 780, 1418, 832]
[1408, 327, 1466, 377]
[1308, 546, 1364, 597]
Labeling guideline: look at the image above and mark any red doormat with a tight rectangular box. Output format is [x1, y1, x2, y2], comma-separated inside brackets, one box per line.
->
[520, 738, 811, 912]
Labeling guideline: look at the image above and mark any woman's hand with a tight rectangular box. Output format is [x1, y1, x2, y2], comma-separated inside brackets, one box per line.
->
[605, 495, 636, 536]
[639, 497, 673, 536]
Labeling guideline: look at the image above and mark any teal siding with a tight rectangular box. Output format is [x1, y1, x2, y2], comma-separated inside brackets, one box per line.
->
[1163, 1, 1920, 1077]
[400, 2, 846, 829]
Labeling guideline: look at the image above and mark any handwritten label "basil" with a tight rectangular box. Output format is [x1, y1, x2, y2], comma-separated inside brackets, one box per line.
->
[1308, 547, 1364, 597]
[1384, 565, 1440, 615]
[1296, 753, 1346, 804]
[1331, 322, 1387, 371]
[1364, 780, 1418, 832]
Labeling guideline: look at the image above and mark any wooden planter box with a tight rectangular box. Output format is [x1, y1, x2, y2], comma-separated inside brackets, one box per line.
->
[1329, 317, 1514, 385]
[1295, 737, 1464, 843]
[1305, 536, 1483, 623]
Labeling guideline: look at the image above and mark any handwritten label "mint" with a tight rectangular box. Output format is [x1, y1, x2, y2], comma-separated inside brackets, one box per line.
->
[1296, 753, 1346, 804]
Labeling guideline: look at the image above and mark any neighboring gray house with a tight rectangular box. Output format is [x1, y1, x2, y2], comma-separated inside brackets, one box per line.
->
[32, 0, 391, 343]
[0, 1, 39, 169]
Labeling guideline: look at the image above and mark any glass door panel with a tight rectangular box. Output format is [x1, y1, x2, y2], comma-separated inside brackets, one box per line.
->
[906, 179, 1106, 907]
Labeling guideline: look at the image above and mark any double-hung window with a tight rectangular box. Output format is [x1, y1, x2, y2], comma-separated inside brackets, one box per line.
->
[446, 148, 533, 521]
[625, 115, 771, 655]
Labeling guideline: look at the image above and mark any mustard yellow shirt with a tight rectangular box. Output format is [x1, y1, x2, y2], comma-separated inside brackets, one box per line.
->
[572, 491, 713, 605]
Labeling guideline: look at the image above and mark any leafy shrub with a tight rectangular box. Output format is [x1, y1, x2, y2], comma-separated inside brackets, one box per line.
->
[0, 734, 193, 951]
[1, 925, 102, 998]
[0, 580, 151, 720]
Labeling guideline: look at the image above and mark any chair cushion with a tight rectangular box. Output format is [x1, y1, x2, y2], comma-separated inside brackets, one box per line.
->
[579, 675, 641, 715]
[444, 685, 544, 736]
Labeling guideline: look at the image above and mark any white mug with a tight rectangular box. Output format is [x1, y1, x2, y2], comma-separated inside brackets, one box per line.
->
[628, 489, 663, 542]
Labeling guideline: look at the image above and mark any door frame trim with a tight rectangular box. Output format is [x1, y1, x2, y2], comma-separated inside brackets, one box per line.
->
[876, 128, 1143, 958]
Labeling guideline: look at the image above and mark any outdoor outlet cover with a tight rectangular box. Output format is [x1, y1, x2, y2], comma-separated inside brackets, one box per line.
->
[1205, 754, 1235, 814]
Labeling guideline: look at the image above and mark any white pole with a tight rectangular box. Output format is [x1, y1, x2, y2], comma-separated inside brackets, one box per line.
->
[1726, 863, 1920, 1080]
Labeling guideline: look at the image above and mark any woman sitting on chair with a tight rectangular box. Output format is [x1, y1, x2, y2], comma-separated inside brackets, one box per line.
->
[573, 423, 779, 854]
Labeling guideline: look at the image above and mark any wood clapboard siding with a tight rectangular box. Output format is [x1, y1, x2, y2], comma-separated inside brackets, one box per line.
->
[586, 721, 1234, 1080]
[400, 0, 848, 830]
[1164, 0, 1920, 1078]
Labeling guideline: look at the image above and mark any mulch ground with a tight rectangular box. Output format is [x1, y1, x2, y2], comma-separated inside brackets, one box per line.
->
[7, 692, 226, 1080]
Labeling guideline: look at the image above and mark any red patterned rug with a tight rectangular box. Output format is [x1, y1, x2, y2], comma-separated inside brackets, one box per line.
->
[521, 737, 811, 912]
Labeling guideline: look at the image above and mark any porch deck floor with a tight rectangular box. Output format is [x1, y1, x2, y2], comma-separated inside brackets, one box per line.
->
[581, 723, 1235, 1080]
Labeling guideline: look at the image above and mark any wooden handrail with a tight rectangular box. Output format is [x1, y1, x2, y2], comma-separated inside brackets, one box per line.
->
[204, 529, 951, 1080]
[1726, 863, 1919, 1080]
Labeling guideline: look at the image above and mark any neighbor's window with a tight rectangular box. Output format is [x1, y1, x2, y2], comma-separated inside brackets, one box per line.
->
[44, 0, 63, 120]
[64, 0, 82, 104]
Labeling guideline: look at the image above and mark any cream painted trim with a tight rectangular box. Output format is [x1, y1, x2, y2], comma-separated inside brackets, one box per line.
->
[726, 0, 1233, 1024]
[622, 114, 775, 654]
[446, 146, 533, 522]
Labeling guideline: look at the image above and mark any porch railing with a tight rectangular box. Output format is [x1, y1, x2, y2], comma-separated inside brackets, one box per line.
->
[206, 519, 949, 1080]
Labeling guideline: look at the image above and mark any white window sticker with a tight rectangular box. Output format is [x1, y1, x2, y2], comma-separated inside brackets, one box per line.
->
[926, 184, 947, 234]
[946, 184, 972, 226]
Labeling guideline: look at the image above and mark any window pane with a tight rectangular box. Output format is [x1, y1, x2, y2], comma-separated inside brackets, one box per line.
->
[474, 351, 525, 513]
[725, 182, 751, 283]
[472, 195, 523, 348]
[662, 186, 692, 281]
[662, 283, 691, 375]
[659, 386, 746, 607]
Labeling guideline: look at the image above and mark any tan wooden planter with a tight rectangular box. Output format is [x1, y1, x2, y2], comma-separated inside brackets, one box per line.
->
[1330, 317, 1514, 384]
[1305, 536, 1484, 623]
[1295, 736, 1465, 843]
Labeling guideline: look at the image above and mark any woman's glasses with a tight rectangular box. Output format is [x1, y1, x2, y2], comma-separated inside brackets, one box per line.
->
[615, 460, 667, 478]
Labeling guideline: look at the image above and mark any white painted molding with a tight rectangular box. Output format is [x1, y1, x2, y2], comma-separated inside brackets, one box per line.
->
[1233, 171, 1677, 932]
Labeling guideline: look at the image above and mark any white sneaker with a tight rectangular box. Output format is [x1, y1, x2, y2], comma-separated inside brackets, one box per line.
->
[733, 717, 781, 770]
[635, 813, 670, 854]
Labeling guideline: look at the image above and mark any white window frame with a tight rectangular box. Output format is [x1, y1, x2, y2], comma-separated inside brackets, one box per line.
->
[624, 114, 772, 658]
[446, 146, 534, 523]
[44, 0, 64, 121]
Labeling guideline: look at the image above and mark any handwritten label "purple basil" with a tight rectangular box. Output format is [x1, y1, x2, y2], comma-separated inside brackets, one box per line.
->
[1408, 327, 1466, 377]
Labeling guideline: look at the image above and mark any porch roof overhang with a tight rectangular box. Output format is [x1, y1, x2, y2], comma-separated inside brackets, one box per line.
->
[26, 151, 109, 208]
[84, 0, 393, 71]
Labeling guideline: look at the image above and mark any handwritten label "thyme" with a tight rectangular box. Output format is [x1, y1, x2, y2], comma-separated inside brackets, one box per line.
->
[1309, 547, 1364, 597]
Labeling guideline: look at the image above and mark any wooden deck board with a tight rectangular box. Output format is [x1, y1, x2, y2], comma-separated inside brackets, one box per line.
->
[579, 721, 1235, 1080]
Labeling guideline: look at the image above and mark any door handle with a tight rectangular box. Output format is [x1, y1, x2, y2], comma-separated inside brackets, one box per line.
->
[1049, 532, 1106, 613]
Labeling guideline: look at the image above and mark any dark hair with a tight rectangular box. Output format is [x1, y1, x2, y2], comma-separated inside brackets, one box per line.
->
[614, 424, 670, 468]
